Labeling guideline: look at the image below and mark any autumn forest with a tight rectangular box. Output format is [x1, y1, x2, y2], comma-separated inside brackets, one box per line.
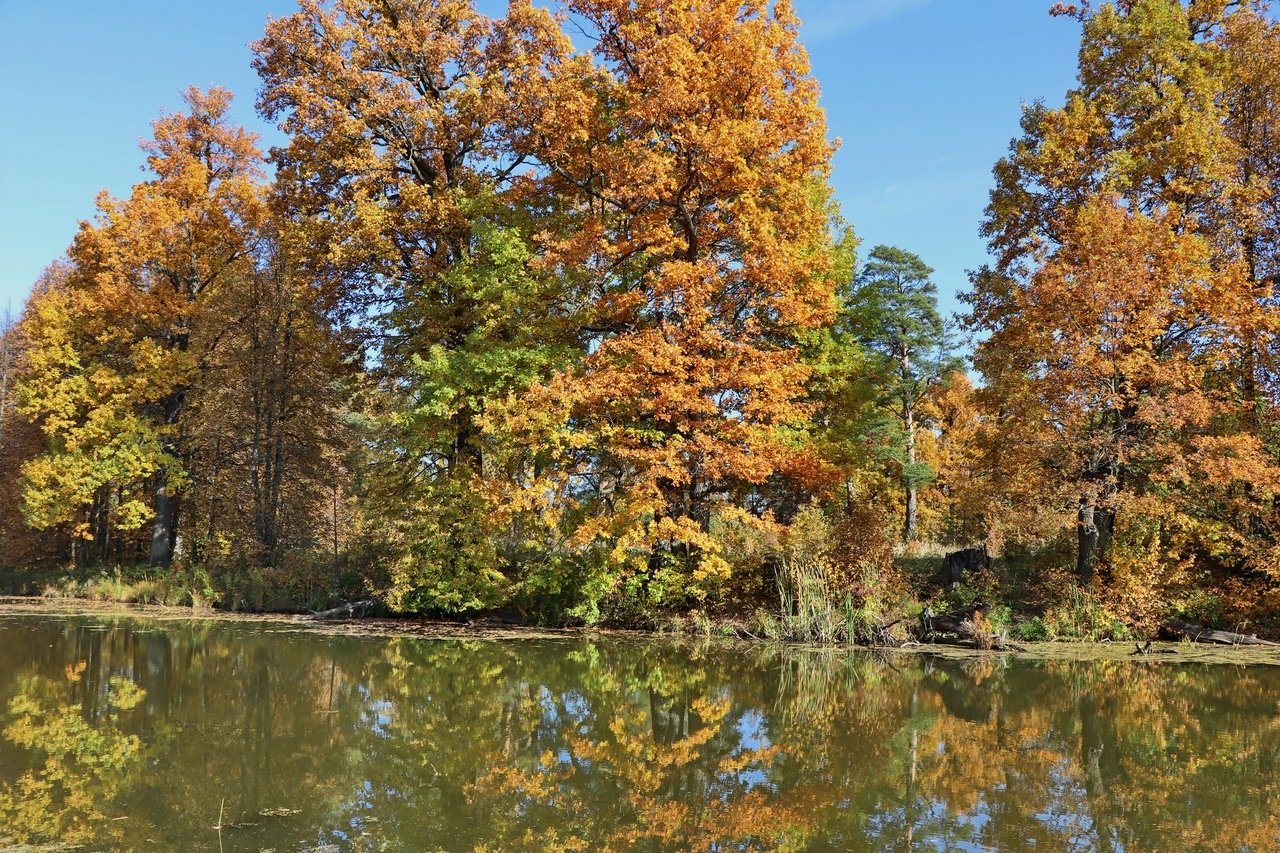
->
[3, 0, 1280, 641]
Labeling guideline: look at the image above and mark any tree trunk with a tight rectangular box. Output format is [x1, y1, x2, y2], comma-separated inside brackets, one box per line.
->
[150, 316, 188, 568]
[902, 347, 918, 541]
[150, 390, 184, 568]
[904, 481, 918, 542]
[150, 475, 177, 568]
[1077, 497, 1116, 585]
[1077, 499, 1100, 584]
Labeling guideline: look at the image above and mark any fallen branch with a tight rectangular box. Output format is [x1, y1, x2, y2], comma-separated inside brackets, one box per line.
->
[1158, 620, 1280, 647]
[306, 599, 376, 621]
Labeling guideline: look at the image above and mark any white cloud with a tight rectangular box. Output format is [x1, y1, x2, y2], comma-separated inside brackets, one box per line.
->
[793, 0, 936, 40]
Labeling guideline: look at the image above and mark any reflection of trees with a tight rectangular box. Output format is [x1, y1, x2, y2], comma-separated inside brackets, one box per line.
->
[463, 655, 821, 851]
[338, 639, 828, 851]
[3, 620, 1280, 850]
[0, 662, 145, 844]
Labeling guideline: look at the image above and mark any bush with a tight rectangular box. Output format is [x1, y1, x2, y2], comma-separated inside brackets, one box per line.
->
[765, 501, 906, 645]
[1170, 589, 1225, 628]
[1014, 615, 1050, 642]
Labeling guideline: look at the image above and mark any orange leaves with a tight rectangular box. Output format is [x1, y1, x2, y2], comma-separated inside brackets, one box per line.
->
[979, 195, 1273, 494]
[14, 88, 276, 560]
[503, 0, 840, 598]
[250, 0, 847, 614]
[973, 3, 1280, 583]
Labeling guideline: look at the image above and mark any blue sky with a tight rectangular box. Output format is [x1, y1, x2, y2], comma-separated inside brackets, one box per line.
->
[0, 0, 1080, 321]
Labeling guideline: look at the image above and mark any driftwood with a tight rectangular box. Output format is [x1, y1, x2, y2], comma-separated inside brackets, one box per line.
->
[919, 603, 1025, 652]
[306, 599, 377, 621]
[1158, 620, 1280, 647]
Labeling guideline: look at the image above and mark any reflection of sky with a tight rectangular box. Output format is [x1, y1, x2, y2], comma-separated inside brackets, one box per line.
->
[734, 709, 772, 792]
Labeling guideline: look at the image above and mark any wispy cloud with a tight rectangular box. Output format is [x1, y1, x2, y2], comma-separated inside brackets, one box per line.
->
[844, 165, 990, 223]
[793, 0, 936, 41]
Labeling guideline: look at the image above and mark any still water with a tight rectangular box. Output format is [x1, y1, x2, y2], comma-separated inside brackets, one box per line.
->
[0, 612, 1277, 852]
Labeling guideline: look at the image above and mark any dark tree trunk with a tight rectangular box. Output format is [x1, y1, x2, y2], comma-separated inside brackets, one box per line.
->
[150, 387, 185, 569]
[1076, 500, 1114, 584]
[1077, 499, 1100, 584]
[150, 476, 177, 568]
[943, 545, 989, 585]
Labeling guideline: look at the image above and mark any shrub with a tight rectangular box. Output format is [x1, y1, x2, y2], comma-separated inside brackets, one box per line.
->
[1015, 615, 1050, 642]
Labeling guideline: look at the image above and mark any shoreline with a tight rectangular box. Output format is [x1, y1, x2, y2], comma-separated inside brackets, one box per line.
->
[4, 596, 1280, 665]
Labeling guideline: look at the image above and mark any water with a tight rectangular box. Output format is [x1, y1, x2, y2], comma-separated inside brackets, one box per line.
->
[0, 612, 1277, 852]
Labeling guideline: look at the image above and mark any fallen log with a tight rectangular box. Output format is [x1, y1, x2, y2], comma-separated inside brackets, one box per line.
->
[926, 634, 1026, 653]
[918, 603, 1024, 652]
[306, 599, 376, 621]
[1159, 620, 1280, 647]
[921, 603, 990, 636]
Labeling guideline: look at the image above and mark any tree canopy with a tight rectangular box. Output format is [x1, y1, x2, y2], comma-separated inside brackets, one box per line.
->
[5, 0, 1280, 640]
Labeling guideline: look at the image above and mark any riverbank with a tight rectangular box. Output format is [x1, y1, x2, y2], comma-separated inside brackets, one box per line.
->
[4, 596, 1280, 666]
[8, 552, 1275, 650]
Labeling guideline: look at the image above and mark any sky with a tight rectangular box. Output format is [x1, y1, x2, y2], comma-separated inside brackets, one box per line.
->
[0, 0, 1081, 322]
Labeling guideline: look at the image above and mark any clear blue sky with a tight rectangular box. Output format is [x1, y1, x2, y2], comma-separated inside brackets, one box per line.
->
[0, 0, 1080, 321]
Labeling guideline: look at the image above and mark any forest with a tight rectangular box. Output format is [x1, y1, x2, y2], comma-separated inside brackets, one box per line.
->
[3, 0, 1280, 642]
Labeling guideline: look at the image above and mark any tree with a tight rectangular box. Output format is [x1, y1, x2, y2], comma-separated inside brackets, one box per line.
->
[255, 0, 845, 617]
[976, 195, 1278, 585]
[180, 242, 352, 569]
[0, 301, 15, 447]
[850, 245, 959, 540]
[971, 0, 1280, 584]
[0, 294, 51, 567]
[254, 0, 575, 611]
[18, 88, 267, 567]
[920, 372, 985, 546]
[503, 0, 843, 611]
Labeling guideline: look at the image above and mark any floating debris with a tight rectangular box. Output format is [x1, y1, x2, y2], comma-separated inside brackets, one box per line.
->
[259, 807, 302, 818]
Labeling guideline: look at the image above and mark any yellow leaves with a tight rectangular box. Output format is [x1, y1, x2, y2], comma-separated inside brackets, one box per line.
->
[0, 670, 146, 845]
[693, 551, 733, 583]
[12, 87, 269, 550]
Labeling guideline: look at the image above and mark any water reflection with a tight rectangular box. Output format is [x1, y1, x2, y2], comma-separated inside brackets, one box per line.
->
[0, 615, 1277, 851]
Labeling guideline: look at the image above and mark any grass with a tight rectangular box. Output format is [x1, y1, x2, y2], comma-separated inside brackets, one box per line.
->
[769, 554, 890, 645]
[20, 559, 361, 614]
[41, 567, 216, 608]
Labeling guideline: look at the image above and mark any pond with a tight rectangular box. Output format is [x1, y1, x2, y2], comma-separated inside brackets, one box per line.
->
[0, 611, 1277, 852]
